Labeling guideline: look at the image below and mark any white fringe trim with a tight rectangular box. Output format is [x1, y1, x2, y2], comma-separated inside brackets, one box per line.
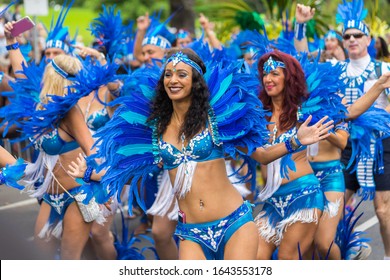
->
[37, 221, 63, 241]
[255, 208, 319, 246]
[173, 161, 197, 200]
[147, 170, 178, 221]
[255, 212, 278, 245]
[21, 152, 58, 198]
[307, 142, 319, 157]
[323, 197, 342, 218]
[258, 158, 283, 201]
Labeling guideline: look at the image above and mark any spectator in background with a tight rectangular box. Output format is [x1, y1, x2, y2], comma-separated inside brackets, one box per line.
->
[375, 36, 390, 62]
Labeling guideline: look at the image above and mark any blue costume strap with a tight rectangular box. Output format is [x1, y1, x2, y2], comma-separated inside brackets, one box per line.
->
[0, 0, 19, 18]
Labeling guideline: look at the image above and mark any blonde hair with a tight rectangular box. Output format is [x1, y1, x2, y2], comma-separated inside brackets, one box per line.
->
[39, 54, 81, 106]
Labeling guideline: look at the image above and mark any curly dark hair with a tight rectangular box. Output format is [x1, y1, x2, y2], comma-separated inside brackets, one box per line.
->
[257, 50, 309, 132]
[147, 48, 210, 141]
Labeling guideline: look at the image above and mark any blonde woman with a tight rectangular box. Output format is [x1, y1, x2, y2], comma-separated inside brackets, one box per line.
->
[23, 54, 103, 259]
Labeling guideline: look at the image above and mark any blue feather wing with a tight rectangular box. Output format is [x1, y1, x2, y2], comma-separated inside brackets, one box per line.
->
[90, 66, 162, 211]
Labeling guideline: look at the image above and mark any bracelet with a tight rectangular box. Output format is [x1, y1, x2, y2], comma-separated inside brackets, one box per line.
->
[335, 123, 350, 134]
[285, 138, 295, 153]
[290, 136, 301, 150]
[0, 170, 5, 185]
[294, 22, 306, 41]
[6, 42, 20, 51]
[83, 166, 94, 183]
[293, 134, 302, 147]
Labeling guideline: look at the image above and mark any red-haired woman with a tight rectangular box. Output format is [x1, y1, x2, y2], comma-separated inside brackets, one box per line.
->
[254, 50, 326, 260]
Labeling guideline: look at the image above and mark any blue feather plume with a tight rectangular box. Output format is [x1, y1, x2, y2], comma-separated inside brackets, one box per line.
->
[1, 158, 27, 190]
[89, 5, 127, 60]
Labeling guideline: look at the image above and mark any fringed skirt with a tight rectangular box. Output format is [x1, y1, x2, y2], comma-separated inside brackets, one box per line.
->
[255, 174, 324, 246]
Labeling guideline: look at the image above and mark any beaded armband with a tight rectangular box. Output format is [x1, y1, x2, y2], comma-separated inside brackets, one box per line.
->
[285, 138, 295, 153]
[83, 166, 94, 183]
[335, 122, 350, 134]
[294, 22, 307, 41]
[6, 42, 20, 51]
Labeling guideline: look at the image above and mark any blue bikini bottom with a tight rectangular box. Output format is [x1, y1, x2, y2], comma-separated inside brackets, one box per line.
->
[174, 200, 254, 260]
[310, 159, 345, 193]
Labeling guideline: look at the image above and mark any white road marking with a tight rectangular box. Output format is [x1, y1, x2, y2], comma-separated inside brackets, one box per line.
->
[0, 199, 38, 211]
[355, 215, 379, 232]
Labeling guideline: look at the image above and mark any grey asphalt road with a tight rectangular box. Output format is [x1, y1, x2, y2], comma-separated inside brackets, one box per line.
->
[0, 184, 384, 260]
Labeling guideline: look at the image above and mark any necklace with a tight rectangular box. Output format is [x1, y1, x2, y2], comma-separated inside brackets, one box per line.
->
[272, 123, 278, 145]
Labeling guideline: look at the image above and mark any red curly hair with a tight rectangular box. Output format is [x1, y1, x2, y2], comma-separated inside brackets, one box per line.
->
[257, 50, 308, 132]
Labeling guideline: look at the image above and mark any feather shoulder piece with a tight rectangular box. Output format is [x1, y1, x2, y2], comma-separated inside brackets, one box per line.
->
[90, 64, 162, 212]
[298, 55, 347, 125]
[21, 57, 118, 143]
[0, 61, 45, 139]
[206, 60, 269, 157]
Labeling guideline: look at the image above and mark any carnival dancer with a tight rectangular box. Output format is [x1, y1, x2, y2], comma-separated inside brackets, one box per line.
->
[68, 47, 334, 259]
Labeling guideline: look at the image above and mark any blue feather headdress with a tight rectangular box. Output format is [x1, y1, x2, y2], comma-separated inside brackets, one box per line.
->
[142, 12, 176, 49]
[89, 5, 126, 61]
[45, 0, 74, 53]
[336, 0, 369, 36]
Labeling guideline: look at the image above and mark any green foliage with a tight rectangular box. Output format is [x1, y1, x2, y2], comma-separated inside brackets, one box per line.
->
[83, 0, 169, 25]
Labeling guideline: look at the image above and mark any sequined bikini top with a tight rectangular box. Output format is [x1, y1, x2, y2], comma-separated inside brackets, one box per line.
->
[37, 128, 79, 156]
[159, 127, 224, 170]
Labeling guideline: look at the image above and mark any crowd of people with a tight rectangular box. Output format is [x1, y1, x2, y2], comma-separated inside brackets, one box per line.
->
[1, 0, 390, 261]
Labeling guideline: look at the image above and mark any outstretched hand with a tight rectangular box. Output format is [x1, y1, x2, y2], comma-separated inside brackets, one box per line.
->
[297, 115, 334, 145]
[68, 153, 87, 178]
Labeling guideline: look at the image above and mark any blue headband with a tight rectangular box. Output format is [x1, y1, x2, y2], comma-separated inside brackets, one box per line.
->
[165, 51, 203, 75]
[263, 56, 285, 74]
[177, 30, 191, 39]
[343, 20, 370, 36]
[46, 40, 70, 53]
[324, 30, 343, 42]
[51, 60, 74, 79]
[142, 36, 172, 49]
